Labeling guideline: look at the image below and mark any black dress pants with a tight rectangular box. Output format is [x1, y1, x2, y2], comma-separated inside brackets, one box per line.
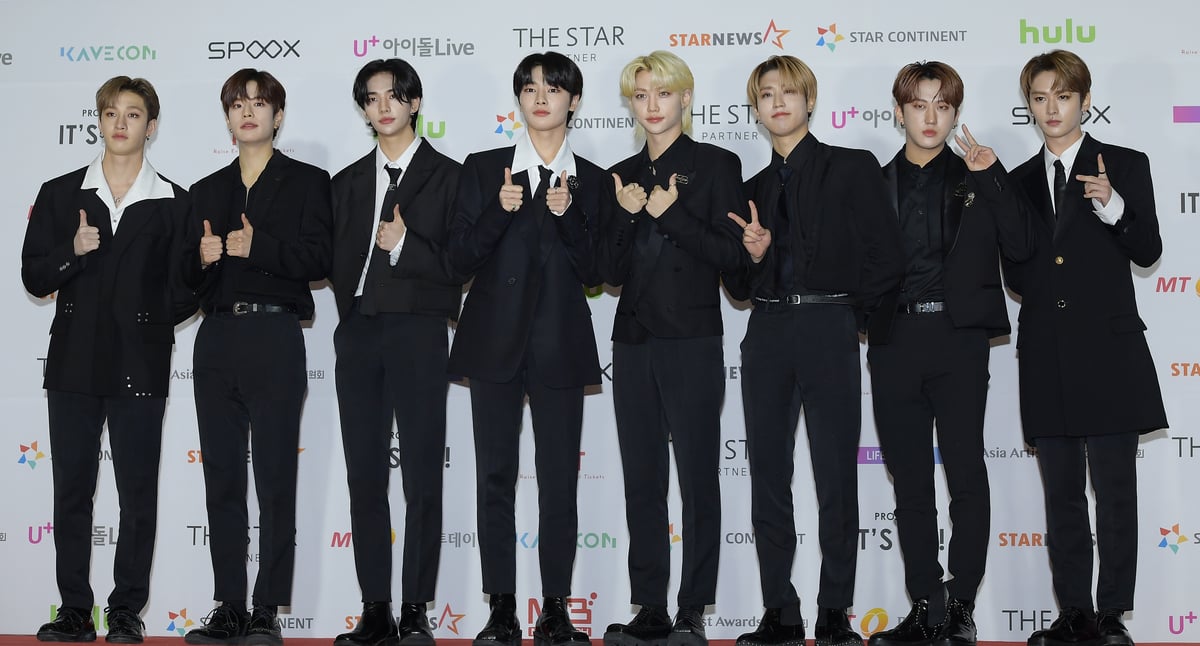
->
[193, 312, 306, 607]
[47, 390, 165, 612]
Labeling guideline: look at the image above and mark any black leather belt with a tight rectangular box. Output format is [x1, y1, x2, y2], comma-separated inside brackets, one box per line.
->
[212, 302, 297, 316]
[898, 301, 945, 314]
[754, 294, 854, 311]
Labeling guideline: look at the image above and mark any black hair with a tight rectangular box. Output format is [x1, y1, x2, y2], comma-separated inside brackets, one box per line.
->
[352, 58, 423, 132]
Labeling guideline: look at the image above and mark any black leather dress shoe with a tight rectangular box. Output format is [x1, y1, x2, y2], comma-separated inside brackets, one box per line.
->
[336, 601, 401, 646]
[185, 603, 248, 644]
[245, 605, 283, 646]
[37, 606, 97, 642]
[398, 603, 435, 646]
[932, 599, 976, 646]
[604, 605, 672, 646]
[1096, 610, 1133, 646]
[1028, 608, 1099, 646]
[869, 599, 934, 646]
[814, 608, 863, 646]
[736, 607, 805, 646]
[667, 606, 706, 646]
[474, 594, 521, 646]
[533, 597, 590, 646]
[104, 607, 144, 644]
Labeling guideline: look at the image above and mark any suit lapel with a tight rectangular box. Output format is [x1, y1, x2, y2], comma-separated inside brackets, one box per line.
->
[941, 155, 966, 256]
[1057, 134, 1102, 241]
[1022, 151, 1056, 233]
[882, 153, 901, 220]
[390, 140, 435, 218]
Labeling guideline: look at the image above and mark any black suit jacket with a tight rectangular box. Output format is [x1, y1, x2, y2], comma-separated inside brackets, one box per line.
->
[329, 140, 464, 320]
[603, 136, 745, 342]
[723, 135, 904, 327]
[447, 145, 605, 387]
[868, 149, 1034, 343]
[22, 166, 195, 397]
[187, 151, 332, 320]
[1004, 134, 1167, 440]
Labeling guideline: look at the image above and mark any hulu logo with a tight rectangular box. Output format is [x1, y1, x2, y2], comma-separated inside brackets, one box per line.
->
[1020, 18, 1096, 44]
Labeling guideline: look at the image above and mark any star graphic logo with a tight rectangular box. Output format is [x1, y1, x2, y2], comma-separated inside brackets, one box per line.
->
[18, 441, 45, 470]
[1158, 524, 1189, 554]
[668, 522, 682, 549]
[166, 608, 194, 636]
[764, 20, 791, 50]
[438, 603, 466, 635]
[494, 111, 524, 139]
[816, 23, 845, 51]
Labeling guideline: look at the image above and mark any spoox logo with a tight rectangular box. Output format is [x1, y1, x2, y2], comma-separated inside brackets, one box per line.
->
[60, 44, 157, 62]
[18, 441, 46, 469]
[166, 609, 195, 636]
[207, 39, 300, 60]
[494, 112, 523, 139]
[1011, 105, 1112, 127]
[669, 20, 791, 49]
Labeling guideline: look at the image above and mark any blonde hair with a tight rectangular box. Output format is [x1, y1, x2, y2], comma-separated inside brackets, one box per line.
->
[619, 50, 694, 136]
[746, 55, 817, 111]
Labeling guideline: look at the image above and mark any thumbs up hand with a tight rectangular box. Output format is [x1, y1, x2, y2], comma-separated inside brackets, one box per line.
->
[73, 209, 100, 256]
[200, 219, 224, 267]
[226, 213, 254, 258]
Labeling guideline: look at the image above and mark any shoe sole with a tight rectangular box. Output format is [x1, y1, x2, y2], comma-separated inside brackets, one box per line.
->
[871, 638, 931, 646]
[334, 637, 403, 646]
[474, 637, 521, 646]
[603, 632, 668, 646]
[1028, 638, 1099, 646]
[816, 637, 865, 646]
[400, 634, 433, 646]
[37, 633, 97, 643]
[735, 638, 804, 646]
[105, 636, 144, 644]
[666, 631, 707, 646]
[534, 633, 591, 646]
[244, 636, 283, 646]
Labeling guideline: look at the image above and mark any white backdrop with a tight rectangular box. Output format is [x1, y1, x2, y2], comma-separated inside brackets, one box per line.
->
[2, 0, 1198, 641]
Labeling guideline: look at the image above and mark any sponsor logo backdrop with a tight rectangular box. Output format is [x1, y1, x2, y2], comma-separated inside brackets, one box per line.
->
[2, 0, 1197, 641]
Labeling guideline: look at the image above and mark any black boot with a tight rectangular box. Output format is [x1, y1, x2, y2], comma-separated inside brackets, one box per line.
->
[932, 598, 976, 646]
[474, 594, 521, 646]
[736, 607, 805, 646]
[533, 597, 589, 646]
[1027, 608, 1100, 646]
[398, 603, 436, 646]
[814, 607, 863, 646]
[335, 601, 401, 646]
[37, 607, 97, 642]
[869, 599, 934, 646]
[604, 605, 672, 646]
[245, 605, 282, 646]
[668, 606, 707, 646]
[184, 603, 248, 645]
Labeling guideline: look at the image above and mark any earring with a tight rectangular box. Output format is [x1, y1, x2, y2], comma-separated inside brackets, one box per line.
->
[410, 110, 417, 116]
[145, 136, 150, 141]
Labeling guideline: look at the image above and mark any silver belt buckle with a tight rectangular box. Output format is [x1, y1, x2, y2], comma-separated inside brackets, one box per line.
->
[233, 301, 250, 316]
[785, 294, 802, 305]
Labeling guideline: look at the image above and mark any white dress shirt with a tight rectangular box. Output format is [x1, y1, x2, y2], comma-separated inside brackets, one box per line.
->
[1042, 133, 1124, 226]
[355, 137, 422, 298]
[80, 150, 175, 233]
[511, 132, 576, 216]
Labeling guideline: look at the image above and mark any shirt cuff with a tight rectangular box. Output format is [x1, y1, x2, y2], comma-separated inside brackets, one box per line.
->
[1093, 189, 1124, 226]
[388, 231, 407, 266]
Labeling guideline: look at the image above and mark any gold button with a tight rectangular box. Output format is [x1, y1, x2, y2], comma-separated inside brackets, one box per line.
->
[1055, 256, 1064, 265]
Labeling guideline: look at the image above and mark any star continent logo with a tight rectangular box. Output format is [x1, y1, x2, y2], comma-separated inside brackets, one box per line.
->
[167, 609, 194, 636]
[495, 112, 523, 139]
[18, 441, 45, 469]
[1159, 524, 1188, 554]
[816, 24, 845, 51]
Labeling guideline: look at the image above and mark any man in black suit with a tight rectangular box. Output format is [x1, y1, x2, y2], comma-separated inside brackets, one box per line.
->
[601, 50, 745, 646]
[724, 55, 903, 646]
[448, 51, 607, 646]
[1003, 50, 1166, 646]
[22, 76, 195, 644]
[328, 58, 464, 646]
[865, 62, 1033, 646]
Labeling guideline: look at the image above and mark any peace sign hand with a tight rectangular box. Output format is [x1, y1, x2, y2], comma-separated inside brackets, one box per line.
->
[953, 124, 997, 171]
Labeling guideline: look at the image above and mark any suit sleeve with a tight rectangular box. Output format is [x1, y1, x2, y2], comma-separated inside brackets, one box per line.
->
[448, 154, 517, 277]
[654, 150, 746, 273]
[22, 181, 86, 298]
[968, 162, 1035, 264]
[1107, 150, 1162, 268]
[246, 170, 333, 281]
[167, 186, 200, 323]
[852, 151, 905, 313]
[598, 165, 638, 287]
[551, 171, 609, 287]
[392, 161, 470, 286]
[720, 176, 763, 302]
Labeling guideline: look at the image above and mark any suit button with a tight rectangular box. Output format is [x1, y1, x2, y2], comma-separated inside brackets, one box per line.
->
[360, 252, 368, 260]
[1055, 256, 1064, 265]
[506, 277, 517, 286]
[1057, 299, 1067, 309]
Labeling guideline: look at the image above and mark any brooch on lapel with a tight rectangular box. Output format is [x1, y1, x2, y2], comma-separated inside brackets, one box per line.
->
[953, 182, 976, 208]
[566, 175, 580, 190]
[674, 173, 691, 186]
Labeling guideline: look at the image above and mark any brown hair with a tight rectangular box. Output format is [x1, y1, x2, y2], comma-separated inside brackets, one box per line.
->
[95, 76, 160, 121]
[746, 55, 817, 111]
[220, 68, 287, 113]
[892, 61, 963, 110]
[1019, 49, 1091, 100]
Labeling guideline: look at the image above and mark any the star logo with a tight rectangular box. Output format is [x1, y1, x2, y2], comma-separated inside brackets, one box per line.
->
[166, 609, 194, 636]
[1159, 524, 1189, 554]
[18, 441, 45, 470]
[438, 603, 466, 635]
[494, 111, 524, 139]
[816, 23, 845, 51]
[764, 20, 791, 50]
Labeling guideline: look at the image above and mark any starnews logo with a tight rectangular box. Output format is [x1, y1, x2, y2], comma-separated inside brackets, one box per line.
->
[494, 112, 523, 139]
[434, 604, 466, 635]
[18, 441, 46, 469]
[668, 20, 791, 50]
[166, 609, 195, 635]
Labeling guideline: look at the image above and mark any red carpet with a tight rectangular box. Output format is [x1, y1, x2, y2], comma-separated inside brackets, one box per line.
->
[0, 640, 1192, 646]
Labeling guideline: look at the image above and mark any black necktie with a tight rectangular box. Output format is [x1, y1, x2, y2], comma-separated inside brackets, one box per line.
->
[360, 165, 404, 315]
[534, 165, 554, 229]
[775, 163, 794, 292]
[1052, 159, 1066, 221]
